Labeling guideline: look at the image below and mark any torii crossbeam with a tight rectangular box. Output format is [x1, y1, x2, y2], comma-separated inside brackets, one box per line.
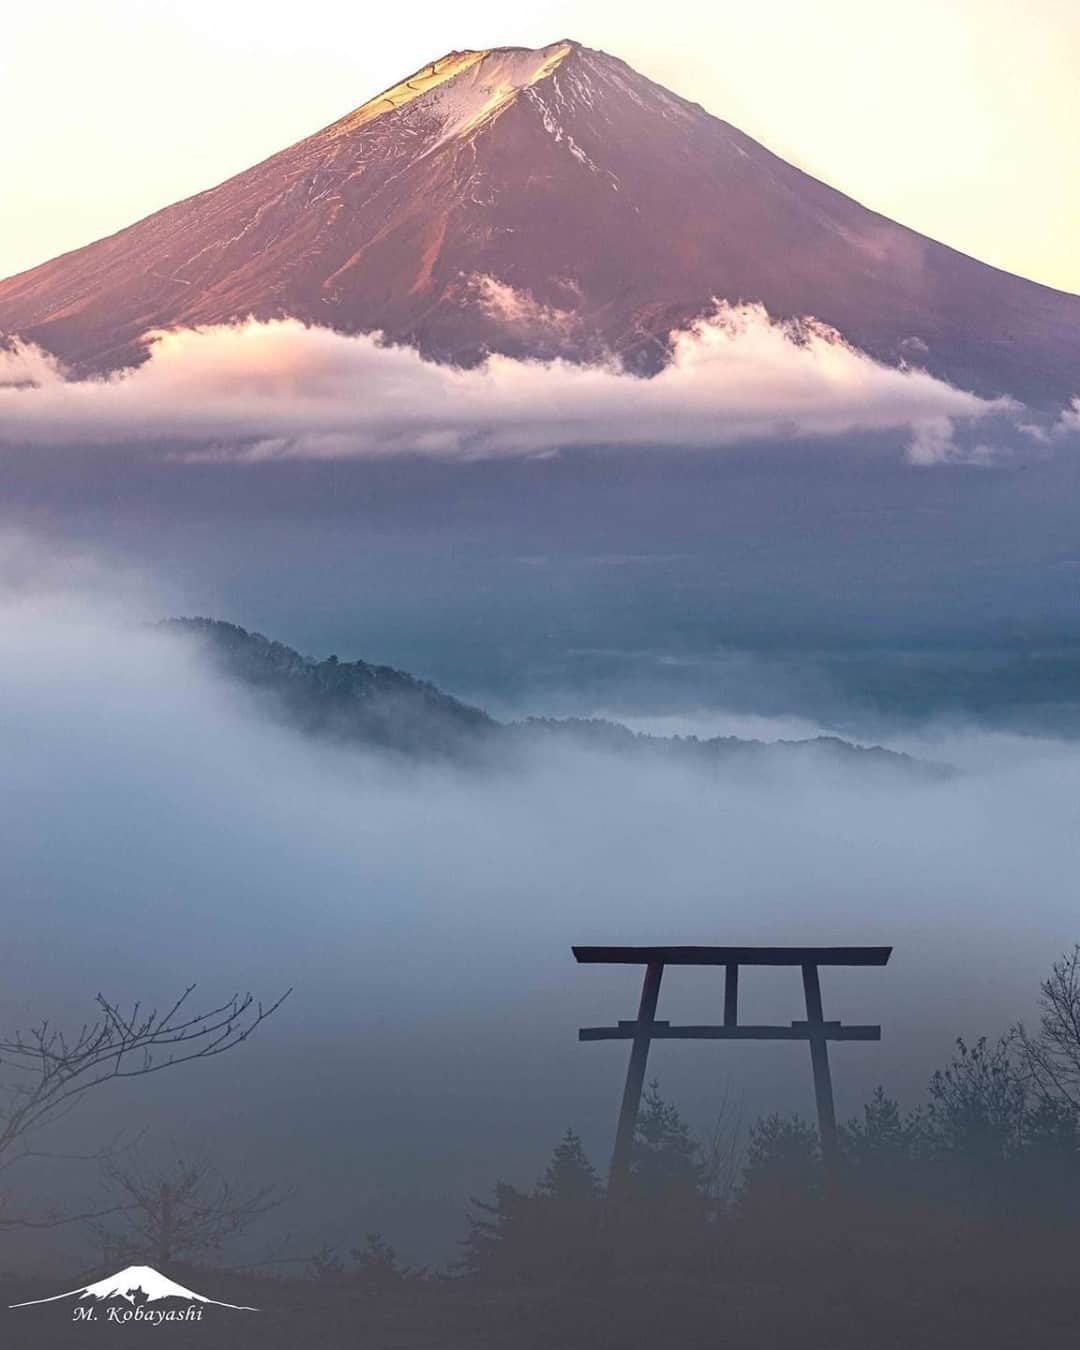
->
[574, 944, 892, 1188]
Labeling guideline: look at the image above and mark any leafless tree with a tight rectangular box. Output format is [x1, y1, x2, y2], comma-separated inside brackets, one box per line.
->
[0, 984, 288, 1227]
[1015, 945, 1080, 1108]
[700, 1084, 744, 1213]
[87, 1144, 287, 1266]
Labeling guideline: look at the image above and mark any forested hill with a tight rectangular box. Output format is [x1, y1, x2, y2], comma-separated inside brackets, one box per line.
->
[166, 618, 943, 777]
[164, 617, 496, 759]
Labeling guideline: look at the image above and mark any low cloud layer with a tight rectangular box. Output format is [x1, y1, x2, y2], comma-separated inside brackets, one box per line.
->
[0, 306, 1016, 464]
[3, 539, 1080, 1262]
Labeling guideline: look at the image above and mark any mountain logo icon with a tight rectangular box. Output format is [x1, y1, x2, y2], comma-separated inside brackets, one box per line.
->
[10, 1264, 256, 1314]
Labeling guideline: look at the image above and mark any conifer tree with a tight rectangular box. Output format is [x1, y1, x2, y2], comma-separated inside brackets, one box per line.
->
[630, 1079, 705, 1196]
[538, 1129, 602, 1203]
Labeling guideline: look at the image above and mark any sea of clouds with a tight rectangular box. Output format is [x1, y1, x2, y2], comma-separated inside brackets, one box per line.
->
[2, 534, 1080, 1264]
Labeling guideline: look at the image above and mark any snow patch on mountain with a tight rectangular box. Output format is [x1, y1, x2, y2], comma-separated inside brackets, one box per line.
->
[329, 41, 577, 153]
[525, 86, 601, 173]
[327, 49, 487, 138]
[424, 42, 575, 150]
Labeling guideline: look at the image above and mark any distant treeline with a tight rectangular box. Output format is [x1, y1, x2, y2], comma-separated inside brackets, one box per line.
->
[11, 951, 1080, 1348]
[305, 946, 1080, 1295]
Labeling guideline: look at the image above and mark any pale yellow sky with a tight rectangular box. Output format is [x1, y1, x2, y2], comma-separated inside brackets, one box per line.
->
[1, 0, 1077, 293]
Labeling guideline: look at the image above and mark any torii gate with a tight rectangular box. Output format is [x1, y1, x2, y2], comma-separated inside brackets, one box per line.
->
[574, 944, 892, 1188]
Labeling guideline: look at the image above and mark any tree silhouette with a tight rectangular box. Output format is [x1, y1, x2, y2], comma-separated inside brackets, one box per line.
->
[1016, 944, 1080, 1109]
[462, 1130, 604, 1282]
[537, 1129, 601, 1203]
[630, 1079, 705, 1197]
[460, 1180, 534, 1279]
[739, 1112, 820, 1217]
[0, 984, 288, 1229]
[87, 1144, 286, 1266]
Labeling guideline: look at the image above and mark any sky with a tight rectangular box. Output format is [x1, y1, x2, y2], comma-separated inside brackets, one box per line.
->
[1, 0, 1078, 294]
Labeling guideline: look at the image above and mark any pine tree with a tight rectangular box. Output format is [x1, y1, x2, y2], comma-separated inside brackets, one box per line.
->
[537, 1129, 602, 1203]
[461, 1131, 603, 1283]
[739, 1112, 820, 1216]
[630, 1079, 705, 1197]
[460, 1180, 533, 1277]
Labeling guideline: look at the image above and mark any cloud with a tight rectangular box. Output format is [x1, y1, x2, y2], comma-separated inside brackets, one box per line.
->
[904, 417, 959, 467]
[904, 417, 1009, 467]
[1057, 397, 1080, 436]
[4, 541, 1080, 1260]
[467, 273, 576, 336]
[0, 305, 1010, 464]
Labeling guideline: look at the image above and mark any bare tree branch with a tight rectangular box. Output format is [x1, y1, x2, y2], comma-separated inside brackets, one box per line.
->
[86, 1143, 289, 1265]
[0, 985, 289, 1227]
[1015, 945, 1080, 1109]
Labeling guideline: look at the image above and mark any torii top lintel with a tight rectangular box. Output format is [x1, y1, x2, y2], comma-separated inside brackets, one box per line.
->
[572, 945, 892, 967]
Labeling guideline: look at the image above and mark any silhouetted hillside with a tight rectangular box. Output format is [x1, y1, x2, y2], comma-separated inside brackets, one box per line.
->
[165, 618, 943, 777]
[164, 618, 496, 759]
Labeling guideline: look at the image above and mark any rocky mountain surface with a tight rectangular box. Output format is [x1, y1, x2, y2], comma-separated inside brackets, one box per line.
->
[2, 41, 1078, 403]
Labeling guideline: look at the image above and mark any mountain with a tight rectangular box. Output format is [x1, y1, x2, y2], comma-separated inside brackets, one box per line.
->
[10, 1264, 255, 1310]
[166, 617, 496, 759]
[1, 40, 1077, 403]
[168, 618, 943, 778]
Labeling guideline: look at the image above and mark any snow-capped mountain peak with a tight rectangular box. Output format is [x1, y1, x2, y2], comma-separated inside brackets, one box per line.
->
[1, 39, 1077, 402]
[329, 41, 577, 148]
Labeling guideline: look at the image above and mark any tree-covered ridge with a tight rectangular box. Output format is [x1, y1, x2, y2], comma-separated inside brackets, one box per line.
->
[164, 617, 941, 776]
[163, 618, 496, 759]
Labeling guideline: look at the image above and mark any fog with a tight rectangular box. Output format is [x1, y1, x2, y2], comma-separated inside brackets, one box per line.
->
[2, 545, 1079, 1267]
[10, 412, 1080, 749]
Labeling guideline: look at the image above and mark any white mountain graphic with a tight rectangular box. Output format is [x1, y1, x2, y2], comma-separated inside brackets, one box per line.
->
[10, 1263, 256, 1310]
